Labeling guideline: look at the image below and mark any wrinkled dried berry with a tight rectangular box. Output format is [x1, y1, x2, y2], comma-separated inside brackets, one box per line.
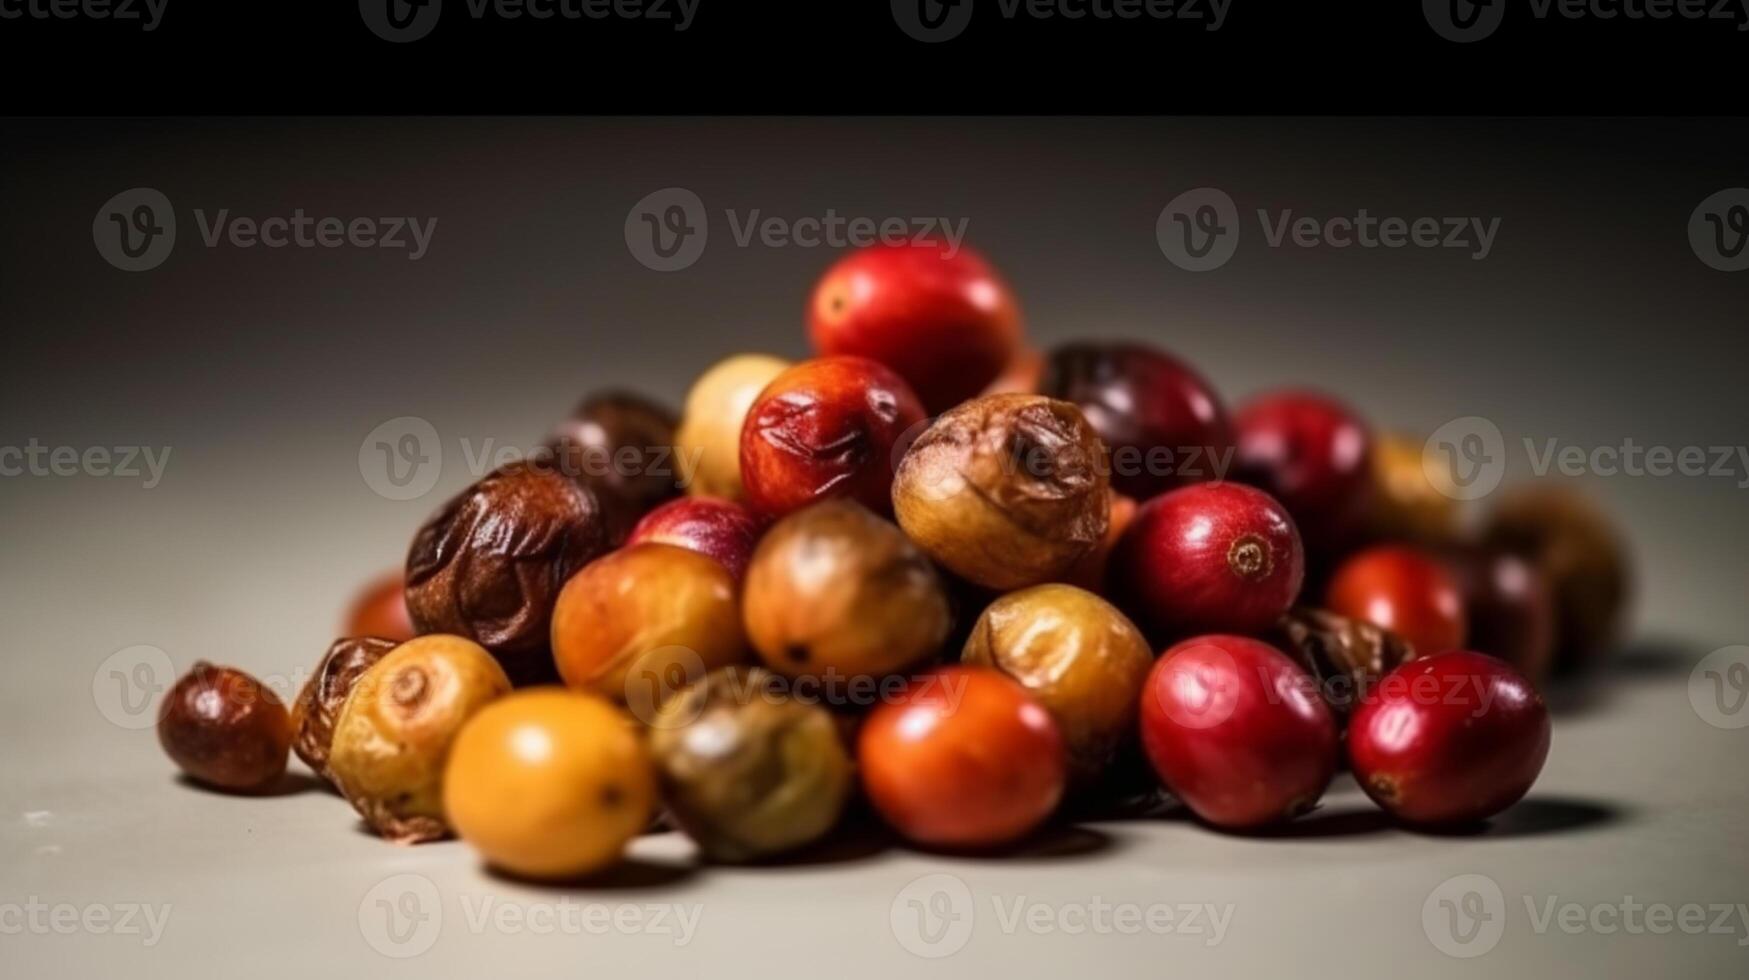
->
[893, 393, 1109, 590]
[328, 635, 511, 843]
[292, 636, 398, 782]
[1271, 607, 1416, 720]
[405, 461, 608, 683]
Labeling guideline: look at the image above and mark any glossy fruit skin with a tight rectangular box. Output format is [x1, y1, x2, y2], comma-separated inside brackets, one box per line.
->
[1444, 549, 1556, 685]
[544, 391, 683, 545]
[1040, 341, 1234, 501]
[650, 667, 853, 863]
[1139, 636, 1338, 829]
[961, 584, 1153, 786]
[1326, 545, 1467, 657]
[328, 635, 511, 843]
[626, 496, 764, 582]
[1366, 432, 1461, 548]
[675, 354, 791, 500]
[893, 393, 1110, 590]
[739, 356, 926, 520]
[809, 243, 1022, 413]
[1482, 485, 1630, 675]
[292, 636, 397, 782]
[405, 461, 609, 684]
[1108, 482, 1305, 642]
[159, 662, 294, 792]
[859, 667, 1067, 848]
[550, 544, 748, 707]
[445, 689, 655, 880]
[742, 500, 950, 681]
[343, 572, 416, 643]
[1234, 390, 1373, 556]
[1348, 651, 1551, 825]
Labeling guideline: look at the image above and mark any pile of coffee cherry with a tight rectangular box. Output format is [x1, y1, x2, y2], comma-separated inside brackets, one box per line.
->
[157, 242, 1631, 879]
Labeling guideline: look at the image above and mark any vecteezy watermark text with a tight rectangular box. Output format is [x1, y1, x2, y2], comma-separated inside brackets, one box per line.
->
[94, 188, 437, 272]
[0, 899, 171, 946]
[624, 187, 969, 272]
[889, 874, 1233, 958]
[1421, 416, 1749, 501]
[1159, 642, 1515, 730]
[359, 0, 698, 42]
[357, 874, 700, 958]
[1423, 874, 1749, 958]
[1425, 0, 1749, 43]
[1157, 188, 1501, 272]
[0, 440, 170, 488]
[625, 659, 974, 727]
[358, 416, 705, 501]
[0, 0, 167, 30]
[892, 0, 1230, 43]
[193, 210, 436, 260]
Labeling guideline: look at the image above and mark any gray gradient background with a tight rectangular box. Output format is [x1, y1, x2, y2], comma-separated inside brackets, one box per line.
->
[1, 118, 1746, 978]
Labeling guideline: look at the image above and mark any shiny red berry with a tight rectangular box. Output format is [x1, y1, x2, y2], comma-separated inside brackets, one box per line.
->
[1327, 545, 1467, 656]
[1348, 650, 1551, 826]
[1139, 635, 1338, 829]
[1234, 390, 1373, 556]
[1108, 482, 1304, 641]
[808, 244, 1022, 414]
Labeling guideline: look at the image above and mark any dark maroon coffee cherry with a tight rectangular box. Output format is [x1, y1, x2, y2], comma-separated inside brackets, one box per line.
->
[543, 391, 682, 545]
[1039, 341, 1233, 501]
[1348, 651, 1551, 826]
[1234, 389, 1373, 559]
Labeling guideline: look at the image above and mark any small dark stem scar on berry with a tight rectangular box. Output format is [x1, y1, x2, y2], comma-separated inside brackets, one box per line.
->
[786, 645, 811, 664]
[1227, 534, 1272, 581]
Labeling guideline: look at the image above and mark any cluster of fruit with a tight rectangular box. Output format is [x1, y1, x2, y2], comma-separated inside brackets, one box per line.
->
[157, 242, 1631, 880]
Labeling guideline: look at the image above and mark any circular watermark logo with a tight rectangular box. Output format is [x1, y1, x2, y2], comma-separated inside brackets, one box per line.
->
[1423, 0, 1505, 42]
[1422, 873, 1505, 958]
[1423, 416, 1506, 501]
[92, 644, 175, 730]
[94, 188, 176, 272]
[1151, 642, 1240, 731]
[891, 0, 974, 42]
[358, 873, 442, 958]
[1157, 188, 1239, 272]
[1689, 188, 1749, 273]
[625, 187, 709, 272]
[359, 416, 442, 500]
[624, 646, 710, 728]
[359, 0, 443, 42]
[1689, 645, 1749, 730]
[890, 873, 975, 958]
